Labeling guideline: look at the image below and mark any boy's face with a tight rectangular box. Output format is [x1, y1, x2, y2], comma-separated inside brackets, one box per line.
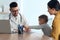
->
[38, 18, 45, 25]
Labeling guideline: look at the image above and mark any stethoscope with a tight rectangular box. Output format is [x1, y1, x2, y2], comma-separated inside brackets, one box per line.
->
[9, 13, 22, 26]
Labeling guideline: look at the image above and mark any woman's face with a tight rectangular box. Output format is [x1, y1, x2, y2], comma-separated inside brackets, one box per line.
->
[48, 7, 56, 15]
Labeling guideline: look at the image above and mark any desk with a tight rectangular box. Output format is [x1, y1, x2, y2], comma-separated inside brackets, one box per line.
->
[0, 29, 52, 40]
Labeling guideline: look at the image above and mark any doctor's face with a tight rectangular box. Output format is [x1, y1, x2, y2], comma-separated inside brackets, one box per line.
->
[10, 7, 19, 17]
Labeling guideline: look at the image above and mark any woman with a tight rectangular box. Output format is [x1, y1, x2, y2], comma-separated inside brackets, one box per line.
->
[47, 0, 60, 40]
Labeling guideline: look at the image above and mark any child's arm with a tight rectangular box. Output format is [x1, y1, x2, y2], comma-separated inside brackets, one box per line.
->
[29, 25, 43, 29]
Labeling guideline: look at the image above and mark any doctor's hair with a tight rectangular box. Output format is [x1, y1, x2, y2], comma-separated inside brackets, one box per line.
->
[47, 0, 60, 11]
[10, 2, 18, 8]
[39, 15, 48, 23]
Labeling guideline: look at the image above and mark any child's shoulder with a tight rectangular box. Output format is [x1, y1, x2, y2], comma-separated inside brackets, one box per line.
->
[42, 23, 50, 27]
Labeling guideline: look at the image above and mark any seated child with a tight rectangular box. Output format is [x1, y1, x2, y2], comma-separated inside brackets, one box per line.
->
[29, 15, 52, 37]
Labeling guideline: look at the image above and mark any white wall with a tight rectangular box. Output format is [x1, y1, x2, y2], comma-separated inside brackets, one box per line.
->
[20, 0, 60, 26]
[0, 0, 20, 12]
[21, 0, 53, 26]
[0, 0, 60, 26]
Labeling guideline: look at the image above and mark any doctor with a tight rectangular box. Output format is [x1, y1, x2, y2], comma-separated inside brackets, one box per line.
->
[9, 2, 29, 33]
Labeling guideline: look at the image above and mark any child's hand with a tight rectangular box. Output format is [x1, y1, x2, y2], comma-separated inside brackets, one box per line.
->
[24, 26, 31, 32]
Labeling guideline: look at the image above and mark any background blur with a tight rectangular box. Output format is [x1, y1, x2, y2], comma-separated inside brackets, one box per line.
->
[0, 0, 60, 27]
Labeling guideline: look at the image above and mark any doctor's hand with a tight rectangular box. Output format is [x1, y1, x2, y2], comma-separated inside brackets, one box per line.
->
[14, 29, 18, 33]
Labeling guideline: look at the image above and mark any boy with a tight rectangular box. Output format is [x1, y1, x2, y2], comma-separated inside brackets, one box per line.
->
[29, 15, 52, 37]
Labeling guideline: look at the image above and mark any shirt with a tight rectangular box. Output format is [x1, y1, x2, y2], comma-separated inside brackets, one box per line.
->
[9, 13, 27, 33]
[29, 23, 52, 37]
[51, 11, 60, 40]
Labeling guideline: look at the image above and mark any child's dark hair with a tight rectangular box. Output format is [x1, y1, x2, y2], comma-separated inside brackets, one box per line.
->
[10, 2, 18, 8]
[47, 0, 60, 11]
[39, 15, 48, 23]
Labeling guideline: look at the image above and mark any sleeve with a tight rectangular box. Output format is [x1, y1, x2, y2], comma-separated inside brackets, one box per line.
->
[29, 25, 44, 29]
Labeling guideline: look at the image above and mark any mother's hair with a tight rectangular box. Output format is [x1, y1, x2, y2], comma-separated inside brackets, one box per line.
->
[47, 0, 60, 11]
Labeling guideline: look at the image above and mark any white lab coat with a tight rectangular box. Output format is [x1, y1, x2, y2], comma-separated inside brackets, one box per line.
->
[9, 13, 27, 33]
